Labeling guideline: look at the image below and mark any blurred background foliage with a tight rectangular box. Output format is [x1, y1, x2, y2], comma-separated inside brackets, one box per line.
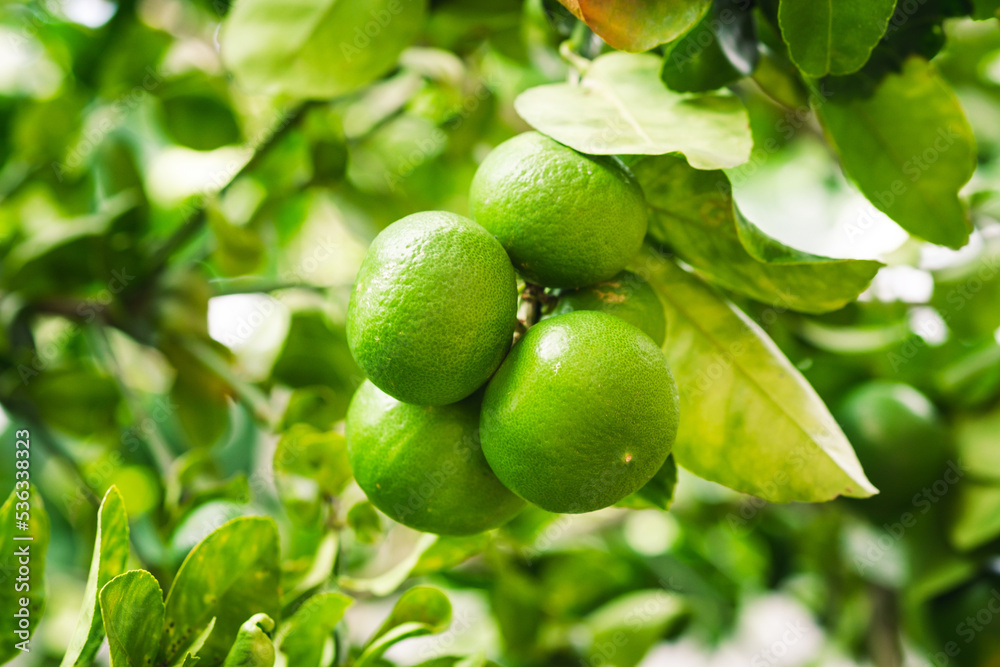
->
[0, 0, 999, 665]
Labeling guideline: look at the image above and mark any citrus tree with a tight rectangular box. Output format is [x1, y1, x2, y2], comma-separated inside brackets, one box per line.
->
[1, 0, 1000, 665]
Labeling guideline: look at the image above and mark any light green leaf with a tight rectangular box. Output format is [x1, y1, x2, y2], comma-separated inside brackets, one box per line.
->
[159, 517, 281, 666]
[633, 155, 882, 314]
[584, 590, 688, 667]
[638, 252, 877, 501]
[356, 587, 452, 667]
[616, 456, 678, 510]
[0, 484, 50, 663]
[274, 425, 352, 525]
[61, 487, 130, 667]
[558, 0, 710, 52]
[951, 481, 1000, 551]
[99, 570, 165, 667]
[340, 533, 437, 596]
[221, 0, 428, 99]
[816, 57, 976, 249]
[277, 592, 353, 667]
[778, 0, 895, 77]
[222, 614, 275, 667]
[514, 52, 752, 169]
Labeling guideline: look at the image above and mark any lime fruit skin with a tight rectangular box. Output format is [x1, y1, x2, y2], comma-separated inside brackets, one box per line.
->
[548, 270, 667, 346]
[481, 311, 680, 513]
[469, 132, 648, 289]
[346, 380, 525, 535]
[347, 211, 518, 406]
[835, 380, 953, 515]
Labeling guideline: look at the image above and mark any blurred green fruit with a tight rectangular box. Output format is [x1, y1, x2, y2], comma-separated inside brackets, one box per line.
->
[548, 270, 667, 346]
[469, 131, 648, 289]
[835, 381, 954, 513]
[346, 380, 525, 535]
[481, 311, 679, 513]
[347, 211, 518, 406]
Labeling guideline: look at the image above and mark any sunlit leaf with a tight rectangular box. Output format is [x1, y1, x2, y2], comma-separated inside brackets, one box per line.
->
[616, 456, 677, 510]
[816, 57, 976, 249]
[778, 0, 895, 77]
[100, 570, 165, 667]
[61, 487, 130, 667]
[638, 252, 877, 501]
[633, 155, 882, 314]
[159, 517, 281, 666]
[221, 0, 428, 99]
[356, 587, 452, 667]
[514, 52, 752, 169]
[222, 614, 275, 667]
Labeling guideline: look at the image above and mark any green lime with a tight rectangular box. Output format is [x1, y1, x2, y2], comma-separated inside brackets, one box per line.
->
[346, 380, 525, 535]
[481, 311, 680, 513]
[469, 132, 648, 289]
[835, 380, 953, 514]
[548, 270, 667, 346]
[347, 211, 518, 406]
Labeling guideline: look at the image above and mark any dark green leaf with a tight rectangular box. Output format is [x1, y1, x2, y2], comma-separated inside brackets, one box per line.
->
[277, 592, 352, 667]
[100, 570, 165, 667]
[661, 11, 743, 93]
[159, 517, 281, 666]
[514, 52, 752, 169]
[221, 0, 428, 99]
[778, 0, 896, 77]
[557, 0, 711, 52]
[162, 95, 243, 151]
[616, 456, 678, 510]
[816, 57, 976, 249]
[61, 487, 130, 667]
[222, 614, 275, 667]
[639, 251, 877, 501]
[0, 485, 49, 662]
[633, 155, 882, 314]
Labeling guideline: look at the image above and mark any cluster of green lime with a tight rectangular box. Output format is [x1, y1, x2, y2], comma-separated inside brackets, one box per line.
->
[345, 132, 680, 535]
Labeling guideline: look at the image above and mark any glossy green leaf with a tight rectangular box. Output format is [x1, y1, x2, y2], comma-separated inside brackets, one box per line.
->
[584, 590, 688, 667]
[633, 155, 882, 314]
[616, 456, 678, 510]
[661, 11, 743, 93]
[278, 592, 353, 667]
[558, 0, 710, 52]
[514, 52, 752, 169]
[100, 570, 165, 667]
[61, 487, 130, 667]
[356, 587, 452, 667]
[159, 517, 281, 666]
[0, 484, 49, 663]
[816, 57, 976, 249]
[778, 0, 895, 77]
[639, 252, 877, 501]
[221, 0, 428, 99]
[222, 614, 275, 667]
